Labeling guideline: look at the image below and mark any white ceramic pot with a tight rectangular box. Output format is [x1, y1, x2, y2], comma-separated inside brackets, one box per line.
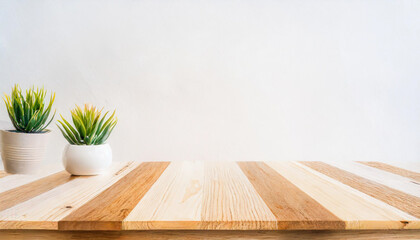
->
[1, 129, 51, 174]
[62, 143, 112, 175]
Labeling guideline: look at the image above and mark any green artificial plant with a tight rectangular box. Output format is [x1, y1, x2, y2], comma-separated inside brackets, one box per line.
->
[3, 84, 56, 133]
[57, 104, 117, 145]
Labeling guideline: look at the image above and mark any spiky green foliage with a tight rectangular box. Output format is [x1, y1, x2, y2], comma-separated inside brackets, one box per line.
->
[3, 84, 56, 133]
[57, 104, 117, 145]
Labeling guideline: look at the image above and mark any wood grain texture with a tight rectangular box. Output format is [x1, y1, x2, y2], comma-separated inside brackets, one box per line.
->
[125, 161, 277, 230]
[59, 162, 170, 231]
[271, 162, 419, 229]
[326, 161, 420, 197]
[200, 161, 277, 230]
[0, 161, 418, 231]
[301, 161, 420, 219]
[0, 162, 139, 230]
[382, 161, 420, 173]
[237, 162, 344, 230]
[124, 161, 204, 230]
[0, 171, 74, 211]
[358, 162, 420, 182]
[0, 167, 62, 194]
[1, 230, 420, 240]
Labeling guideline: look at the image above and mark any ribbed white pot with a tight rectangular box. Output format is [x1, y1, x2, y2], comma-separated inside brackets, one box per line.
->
[0, 129, 50, 174]
[62, 144, 112, 175]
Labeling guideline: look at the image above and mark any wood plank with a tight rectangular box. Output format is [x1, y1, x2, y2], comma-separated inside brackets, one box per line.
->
[201, 161, 277, 230]
[0, 171, 74, 212]
[0, 161, 419, 231]
[0, 170, 9, 179]
[380, 161, 420, 173]
[1, 230, 420, 240]
[358, 162, 420, 182]
[325, 161, 420, 197]
[0, 166, 62, 194]
[124, 161, 205, 230]
[301, 161, 420, 219]
[237, 162, 344, 230]
[59, 162, 170, 231]
[125, 161, 277, 230]
[268, 162, 419, 229]
[0, 162, 139, 230]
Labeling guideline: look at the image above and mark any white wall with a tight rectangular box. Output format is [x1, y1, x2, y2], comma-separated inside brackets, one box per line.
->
[0, 0, 419, 164]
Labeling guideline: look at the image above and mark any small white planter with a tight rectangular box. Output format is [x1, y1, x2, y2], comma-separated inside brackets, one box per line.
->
[1, 129, 51, 174]
[62, 143, 112, 175]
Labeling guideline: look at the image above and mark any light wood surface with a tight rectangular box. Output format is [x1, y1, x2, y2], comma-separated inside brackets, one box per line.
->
[238, 162, 344, 230]
[358, 161, 420, 182]
[0, 161, 419, 232]
[200, 161, 277, 230]
[59, 162, 169, 230]
[0, 171, 9, 179]
[0, 171, 75, 212]
[1, 230, 420, 240]
[124, 161, 205, 230]
[381, 161, 420, 173]
[269, 162, 418, 229]
[0, 167, 61, 194]
[325, 161, 420, 197]
[0, 162, 140, 230]
[301, 161, 420, 219]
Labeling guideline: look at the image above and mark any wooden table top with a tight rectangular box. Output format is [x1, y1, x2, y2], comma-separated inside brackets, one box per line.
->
[0, 161, 419, 231]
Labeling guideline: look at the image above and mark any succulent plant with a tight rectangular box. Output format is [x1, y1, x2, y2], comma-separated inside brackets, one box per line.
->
[57, 104, 117, 145]
[3, 84, 56, 133]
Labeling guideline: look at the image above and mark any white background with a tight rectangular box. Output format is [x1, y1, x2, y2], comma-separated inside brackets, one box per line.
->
[1, 0, 419, 165]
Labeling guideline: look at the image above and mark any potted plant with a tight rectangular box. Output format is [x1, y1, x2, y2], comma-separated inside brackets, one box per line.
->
[57, 104, 117, 175]
[2, 84, 56, 174]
